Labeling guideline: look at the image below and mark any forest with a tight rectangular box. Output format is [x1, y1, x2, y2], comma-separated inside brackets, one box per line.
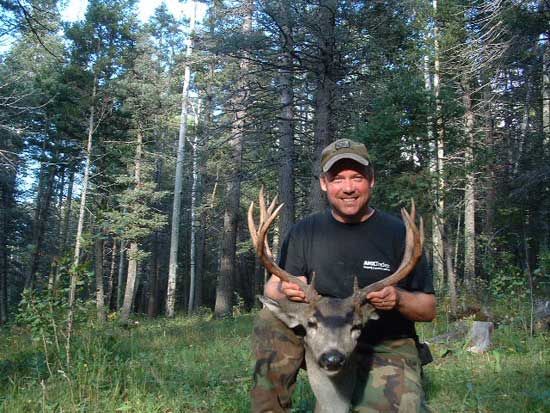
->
[0, 0, 549, 412]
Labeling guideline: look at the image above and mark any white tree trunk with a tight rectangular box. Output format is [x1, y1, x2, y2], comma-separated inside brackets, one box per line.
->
[120, 242, 138, 324]
[106, 239, 117, 310]
[462, 79, 476, 285]
[66, 81, 96, 367]
[424, 55, 443, 290]
[431, 0, 446, 291]
[166, 2, 196, 317]
[188, 106, 201, 313]
[120, 129, 143, 325]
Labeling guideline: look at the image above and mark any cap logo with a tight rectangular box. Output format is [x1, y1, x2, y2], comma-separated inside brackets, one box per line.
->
[335, 140, 351, 150]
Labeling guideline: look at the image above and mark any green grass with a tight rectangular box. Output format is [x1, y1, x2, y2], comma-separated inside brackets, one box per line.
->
[0, 308, 548, 412]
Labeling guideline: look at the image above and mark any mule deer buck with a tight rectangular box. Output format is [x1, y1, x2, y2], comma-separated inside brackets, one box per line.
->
[248, 189, 424, 413]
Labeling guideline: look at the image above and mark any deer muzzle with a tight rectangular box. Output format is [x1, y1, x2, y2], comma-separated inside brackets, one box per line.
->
[319, 349, 347, 371]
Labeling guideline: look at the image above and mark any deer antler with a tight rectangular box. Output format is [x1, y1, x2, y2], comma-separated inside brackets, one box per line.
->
[353, 200, 424, 305]
[248, 187, 318, 301]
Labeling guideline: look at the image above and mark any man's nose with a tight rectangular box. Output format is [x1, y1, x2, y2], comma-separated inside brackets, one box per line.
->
[342, 179, 355, 193]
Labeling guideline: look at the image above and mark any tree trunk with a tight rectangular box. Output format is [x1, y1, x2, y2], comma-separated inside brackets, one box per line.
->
[431, 0, 446, 290]
[166, 2, 196, 317]
[214, 0, 253, 318]
[147, 251, 160, 317]
[120, 241, 139, 324]
[543, 33, 550, 153]
[94, 235, 106, 322]
[119, 128, 144, 325]
[188, 109, 201, 314]
[424, 54, 444, 288]
[215, 163, 243, 317]
[0, 171, 15, 324]
[541, 36, 550, 249]
[106, 240, 117, 310]
[444, 233, 457, 316]
[67, 80, 97, 367]
[50, 169, 75, 290]
[148, 157, 164, 317]
[60, 170, 75, 255]
[513, 76, 533, 175]
[481, 87, 497, 281]
[277, 0, 295, 240]
[253, 256, 265, 305]
[309, 0, 337, 213]
[462, 77, 476, 286]
[195, 211, 206, 310]
[25, 142, 57, 290]
[117, 239, 126, 310]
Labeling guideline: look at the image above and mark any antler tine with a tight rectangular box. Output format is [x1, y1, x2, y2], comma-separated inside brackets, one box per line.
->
[248, 201, 259, 246]
[256, 202, 285, 259]
[248, 189, 314, 299]
[262, 194, 279, 259]
[267, 194, 279, 216]
[257, 188, 274, 257]
[354, 199, 424, 299]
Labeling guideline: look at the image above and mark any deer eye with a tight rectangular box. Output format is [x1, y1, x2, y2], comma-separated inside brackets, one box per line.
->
[307, 319, 318, 328]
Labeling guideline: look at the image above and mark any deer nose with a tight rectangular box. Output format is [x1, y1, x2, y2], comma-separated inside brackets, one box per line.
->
[319, 350, 346, 371]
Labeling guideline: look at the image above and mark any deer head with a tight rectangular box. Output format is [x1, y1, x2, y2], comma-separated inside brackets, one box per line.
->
[248, 188, 424, 375]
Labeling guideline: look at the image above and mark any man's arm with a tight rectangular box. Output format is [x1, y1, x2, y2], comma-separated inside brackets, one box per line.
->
[367, 287, 436, 322]
[264, 274, 308, 302]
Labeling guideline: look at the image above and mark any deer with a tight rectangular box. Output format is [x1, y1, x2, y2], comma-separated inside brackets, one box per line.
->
[248, 189, 424, 413]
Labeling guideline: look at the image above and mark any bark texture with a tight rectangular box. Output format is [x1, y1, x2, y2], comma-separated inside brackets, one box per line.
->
[166, 2, 196, 317]
[214, 0, 252, 318]
[308, 0, 337, 213]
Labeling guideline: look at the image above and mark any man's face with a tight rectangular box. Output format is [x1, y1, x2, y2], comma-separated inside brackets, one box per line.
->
[320, 159, 374, 223]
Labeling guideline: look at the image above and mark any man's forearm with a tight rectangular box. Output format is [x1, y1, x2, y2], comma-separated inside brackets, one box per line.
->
[396, 289, 436, 322]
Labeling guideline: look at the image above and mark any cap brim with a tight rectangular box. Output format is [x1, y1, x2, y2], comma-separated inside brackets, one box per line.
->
[322, 154, 369, 173]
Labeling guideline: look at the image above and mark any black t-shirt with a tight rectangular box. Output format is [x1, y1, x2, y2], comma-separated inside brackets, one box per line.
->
[278, 208, 434, 344]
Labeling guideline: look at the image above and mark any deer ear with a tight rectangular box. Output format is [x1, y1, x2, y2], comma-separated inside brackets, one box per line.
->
[258, 295, 304, 329]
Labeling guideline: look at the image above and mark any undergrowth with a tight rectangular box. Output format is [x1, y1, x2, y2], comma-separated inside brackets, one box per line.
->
[0, 301, 548, 412]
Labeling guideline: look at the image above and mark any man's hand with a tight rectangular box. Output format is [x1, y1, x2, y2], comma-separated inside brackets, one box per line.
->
[279, 276, 308, 302]
[368, 287, 437, 321]
[367, 286, 400, 311]
[264, 274, 309, 302]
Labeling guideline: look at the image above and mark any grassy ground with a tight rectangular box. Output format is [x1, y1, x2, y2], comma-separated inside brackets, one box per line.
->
[0, 308, 548, 412]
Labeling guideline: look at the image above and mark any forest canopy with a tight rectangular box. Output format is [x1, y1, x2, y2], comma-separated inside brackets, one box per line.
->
[0, 0, 549, 326]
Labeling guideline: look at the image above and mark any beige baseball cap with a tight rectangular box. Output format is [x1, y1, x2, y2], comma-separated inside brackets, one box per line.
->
[320, 139, 370, 173]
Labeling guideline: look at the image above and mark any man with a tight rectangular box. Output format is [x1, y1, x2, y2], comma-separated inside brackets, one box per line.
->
[251, 138, 436, 412]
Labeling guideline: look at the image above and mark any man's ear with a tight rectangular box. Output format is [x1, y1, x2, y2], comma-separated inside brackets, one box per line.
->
[320, 174, 328, 192]
[258, 296, 304, 329]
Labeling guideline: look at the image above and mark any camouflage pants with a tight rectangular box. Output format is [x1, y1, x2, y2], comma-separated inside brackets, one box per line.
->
[251, 308, 429, 413]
